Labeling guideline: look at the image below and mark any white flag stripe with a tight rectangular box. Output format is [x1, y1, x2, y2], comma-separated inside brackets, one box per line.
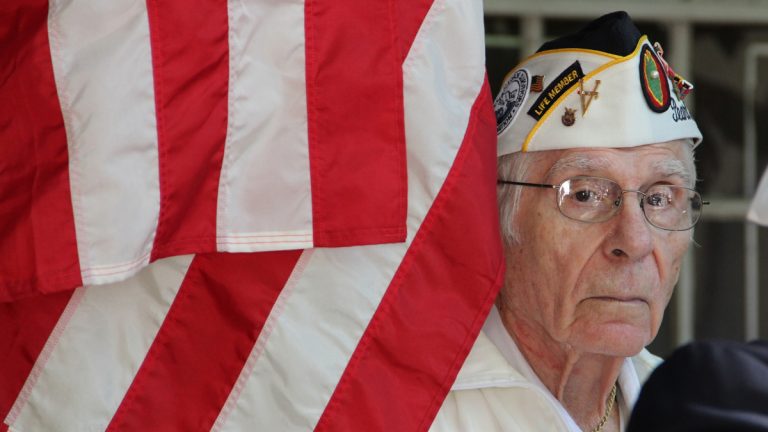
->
[216, 230, 314, 252]
[9, 256, 194, 432]
[218, 244, 405, 432]
[216, 0, 313, 252]
[5, 289, 86, 426]
[48, 0, 160, 285]
[211, 249, 314, 432]
[748, 167, 768, 225]
[217, 0, 487, 429]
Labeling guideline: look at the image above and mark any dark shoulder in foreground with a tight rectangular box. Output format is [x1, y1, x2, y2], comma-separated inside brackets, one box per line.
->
[627, 339, 768, 431]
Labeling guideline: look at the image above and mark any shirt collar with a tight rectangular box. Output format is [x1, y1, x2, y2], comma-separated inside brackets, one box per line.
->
[486, 306, 641, 394]
[457, 306, 644, 413]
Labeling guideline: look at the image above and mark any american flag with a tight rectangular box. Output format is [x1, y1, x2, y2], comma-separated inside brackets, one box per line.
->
[531, 75, 544, 93]
[0, 0, 503, 431]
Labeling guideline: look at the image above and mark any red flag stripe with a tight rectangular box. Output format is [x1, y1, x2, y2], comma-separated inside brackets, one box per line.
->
[0, 0, 82, 301]
[146, 0, 229, 260]
[107, 250, 302, 431]
[306, 0, 407, 247]
[315, 80, 502, 432]
[0, 290, 74, 427]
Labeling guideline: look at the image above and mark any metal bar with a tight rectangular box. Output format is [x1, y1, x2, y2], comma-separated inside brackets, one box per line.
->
[745, 223, 760, 339]
[743, 44, 768, 339]
[485, 34, 521, 49]
[700, 197, 752, 220]
[668, 21, 696, 346]
[520, 15, 543, 58]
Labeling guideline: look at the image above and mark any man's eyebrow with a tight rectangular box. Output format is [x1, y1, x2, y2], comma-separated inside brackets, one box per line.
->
[651, 158, 692, 184]
[545, 154, 692, 184]
[545, 155, 612, 181]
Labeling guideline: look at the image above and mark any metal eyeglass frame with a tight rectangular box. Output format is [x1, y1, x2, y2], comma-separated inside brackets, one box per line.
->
[496, 176, 710, 231]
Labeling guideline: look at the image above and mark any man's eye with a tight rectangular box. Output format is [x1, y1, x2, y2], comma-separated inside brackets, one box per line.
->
[646, 193, 671, 207]
[574, 190, 598, 203]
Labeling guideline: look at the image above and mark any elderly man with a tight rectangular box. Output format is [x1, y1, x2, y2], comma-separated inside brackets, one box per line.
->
[431, 12, 705, 432]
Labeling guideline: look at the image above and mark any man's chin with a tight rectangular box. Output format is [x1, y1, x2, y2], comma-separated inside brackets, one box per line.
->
[574, 321, 654, 358]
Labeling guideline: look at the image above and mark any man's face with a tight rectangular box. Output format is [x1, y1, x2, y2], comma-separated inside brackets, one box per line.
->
[502, 142, 693, 357]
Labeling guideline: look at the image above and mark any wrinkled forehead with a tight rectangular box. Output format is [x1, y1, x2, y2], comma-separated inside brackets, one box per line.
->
[540, 141, 694, 185]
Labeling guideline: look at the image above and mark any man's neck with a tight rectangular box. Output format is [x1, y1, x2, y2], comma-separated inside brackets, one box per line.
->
[498, 305, 624, 431]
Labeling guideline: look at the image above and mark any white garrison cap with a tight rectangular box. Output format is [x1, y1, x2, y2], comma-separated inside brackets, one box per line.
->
[494, 12, 702, 156]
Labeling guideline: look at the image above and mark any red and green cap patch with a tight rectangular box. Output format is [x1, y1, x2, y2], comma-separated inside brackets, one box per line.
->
[639, 44, 671, 113]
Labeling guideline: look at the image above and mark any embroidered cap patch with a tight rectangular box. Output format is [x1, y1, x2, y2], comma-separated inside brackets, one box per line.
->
[495, 68, 531, 134]
[639, 44, 671, 113]
[527, 61, 584, 121]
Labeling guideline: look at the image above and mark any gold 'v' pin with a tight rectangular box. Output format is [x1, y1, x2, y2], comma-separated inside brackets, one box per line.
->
[577, 78, 601, 117]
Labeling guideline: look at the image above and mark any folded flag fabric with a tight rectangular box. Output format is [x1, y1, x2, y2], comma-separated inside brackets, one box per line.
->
[0, 0, 504, 431]
[2, 0, 413, 299]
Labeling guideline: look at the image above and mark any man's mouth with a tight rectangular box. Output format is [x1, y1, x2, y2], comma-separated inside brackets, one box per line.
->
[590, 296, 647, 304]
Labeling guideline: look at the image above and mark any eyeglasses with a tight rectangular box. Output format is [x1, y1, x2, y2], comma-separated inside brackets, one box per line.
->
[497, 176, 709, 231]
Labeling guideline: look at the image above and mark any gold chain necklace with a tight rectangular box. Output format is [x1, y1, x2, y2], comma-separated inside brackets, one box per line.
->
[590, 384, 617, 432]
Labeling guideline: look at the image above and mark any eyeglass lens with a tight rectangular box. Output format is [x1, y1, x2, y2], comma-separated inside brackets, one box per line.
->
[556, 177, 702, 231]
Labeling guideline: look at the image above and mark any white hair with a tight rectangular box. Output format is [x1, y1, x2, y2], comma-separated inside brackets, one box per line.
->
[496, 151, 544, 246]
[496, 140, 697, 246]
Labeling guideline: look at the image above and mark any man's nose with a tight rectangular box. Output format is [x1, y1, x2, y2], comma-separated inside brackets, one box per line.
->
[603, 192, 654, 260]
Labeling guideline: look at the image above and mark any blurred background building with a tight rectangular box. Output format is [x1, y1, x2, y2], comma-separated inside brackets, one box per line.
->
[483, 0, 768, 356]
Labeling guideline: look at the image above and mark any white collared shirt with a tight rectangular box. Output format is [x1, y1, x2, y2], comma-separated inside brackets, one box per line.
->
[430, 308, 661, 432]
